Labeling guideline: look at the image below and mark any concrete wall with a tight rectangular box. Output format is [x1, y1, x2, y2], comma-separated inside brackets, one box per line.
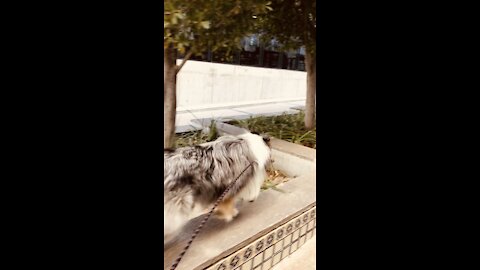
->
[176, 60, 306, 112]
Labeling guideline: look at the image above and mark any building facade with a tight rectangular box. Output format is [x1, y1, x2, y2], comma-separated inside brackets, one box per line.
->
[179, 35, 306, 71]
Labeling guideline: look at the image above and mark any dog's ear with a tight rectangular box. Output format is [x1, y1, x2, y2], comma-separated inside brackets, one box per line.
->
[250, 131, 270, 145]
[261, 134, 271, 144]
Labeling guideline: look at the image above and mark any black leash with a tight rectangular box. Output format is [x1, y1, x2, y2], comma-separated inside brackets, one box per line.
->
[169, 162, 254, 270]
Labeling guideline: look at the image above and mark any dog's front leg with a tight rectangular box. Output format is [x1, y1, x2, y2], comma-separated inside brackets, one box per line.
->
[214, 197, 239, 222]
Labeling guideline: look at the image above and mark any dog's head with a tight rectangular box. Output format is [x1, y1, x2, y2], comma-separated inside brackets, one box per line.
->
[238, 132, 271, 168]
[235, 132, 273, 202]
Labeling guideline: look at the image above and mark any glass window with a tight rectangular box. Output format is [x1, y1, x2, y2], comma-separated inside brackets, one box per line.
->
[176, 35, 306, 71]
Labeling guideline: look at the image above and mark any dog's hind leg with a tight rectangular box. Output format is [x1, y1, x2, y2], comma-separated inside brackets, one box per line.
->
[214, 197, 239, 222]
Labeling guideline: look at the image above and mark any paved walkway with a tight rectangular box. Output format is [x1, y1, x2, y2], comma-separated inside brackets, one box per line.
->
[175, 100, 306, 133]
[273, 236, 316, 270]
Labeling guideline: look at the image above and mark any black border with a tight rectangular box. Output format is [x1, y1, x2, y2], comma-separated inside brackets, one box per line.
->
[4, 1, 474, 269]
[8, 2, 165, 268]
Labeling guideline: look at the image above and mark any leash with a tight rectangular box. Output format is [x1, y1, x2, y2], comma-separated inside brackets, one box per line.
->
[169, 162, 254, 270]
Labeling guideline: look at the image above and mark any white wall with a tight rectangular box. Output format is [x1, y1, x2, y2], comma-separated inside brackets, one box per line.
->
[176, 60, 306, 112]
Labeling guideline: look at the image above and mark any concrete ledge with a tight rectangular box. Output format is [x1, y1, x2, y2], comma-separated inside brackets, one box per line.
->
[271, 149, 315, 178]
[196, 121, 316, 162]
[290, 105, 305, 111]
[270, 138, 316, 162]
[177, 98, 306, 113]
[192, 119, 250, 136]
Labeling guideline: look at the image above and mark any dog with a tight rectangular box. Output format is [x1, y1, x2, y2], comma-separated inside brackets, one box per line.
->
[164, 132, 271, 246]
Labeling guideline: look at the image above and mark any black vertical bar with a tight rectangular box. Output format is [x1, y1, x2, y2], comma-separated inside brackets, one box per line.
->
[295, 53, 299, 70]
[207, 48, 212, 62]
[277, 52, 283, 69]
[258, 44, 264, 67]
[236, 50, 241, 65]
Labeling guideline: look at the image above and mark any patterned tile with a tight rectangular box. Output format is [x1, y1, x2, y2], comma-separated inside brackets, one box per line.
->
[253, 254, 263, 268]
[292, 229, 300, 242]
[308, 220, 315, 231]
[299, 235, 307, 247]
[264, 246, 273, 260]
[254, 238, 265, 254]
[205, 206, 316, 270]
[283, 234, 292, 247]
[303, 213, 310, 224]
[281, 247, 289, 259]
[243, 246, 254, 262]
[272, 252, 282, 266]
[241, 259, 253, 270]
[294, 218, 301, 229]
[290, 241, 298, 253]
[300, 224, 307, 236]
[307, 229, 314, 240]
[263, 257, 273, 270]
[276, 227, 284, 241]
[286, 222, 294, 234]
[213, 261, 227, 270]
[229, 254, 241, 269]
[273, 240, 283, 254]
[266, 233, 275, 246]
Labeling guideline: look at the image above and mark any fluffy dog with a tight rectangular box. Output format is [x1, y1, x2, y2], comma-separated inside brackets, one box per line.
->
[164, 132, 271, 245]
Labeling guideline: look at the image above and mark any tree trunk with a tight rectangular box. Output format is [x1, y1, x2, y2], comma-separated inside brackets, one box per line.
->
[164, 44, 177, 148]
[304, 50, 316, 130]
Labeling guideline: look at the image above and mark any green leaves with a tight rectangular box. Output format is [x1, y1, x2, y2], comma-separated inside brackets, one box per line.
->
[164, 0, 316, 65]
[255, 0, 316, 55]
[164, 0, 271, 57]
[200, 21, 210, 29]
[229, 112, 316, 149]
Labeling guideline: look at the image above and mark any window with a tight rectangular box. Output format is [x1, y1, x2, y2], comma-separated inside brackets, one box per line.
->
[177, 35, 306, 71]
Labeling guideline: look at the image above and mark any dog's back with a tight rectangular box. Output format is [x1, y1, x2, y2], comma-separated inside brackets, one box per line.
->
[163, 133, 271, 245]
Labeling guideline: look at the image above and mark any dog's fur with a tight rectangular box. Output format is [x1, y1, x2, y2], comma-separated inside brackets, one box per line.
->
[164, 132, 271, 245]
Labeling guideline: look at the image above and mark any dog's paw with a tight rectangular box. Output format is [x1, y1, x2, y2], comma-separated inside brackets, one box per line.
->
[214, 212, 233, 222]
[222, 215, 234, 222]
[214, 210, 238, 222]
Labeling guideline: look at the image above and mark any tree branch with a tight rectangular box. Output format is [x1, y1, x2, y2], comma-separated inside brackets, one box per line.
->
[176, 50, 193, 74]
